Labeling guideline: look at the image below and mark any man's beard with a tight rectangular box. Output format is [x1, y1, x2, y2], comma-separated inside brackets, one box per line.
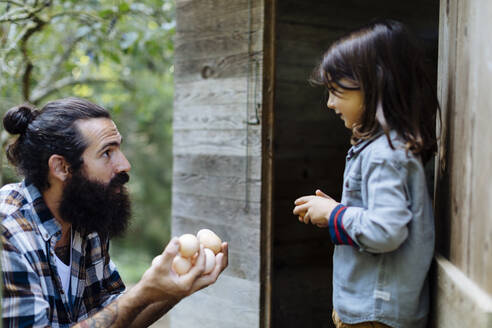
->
[58, 170, 131, 239]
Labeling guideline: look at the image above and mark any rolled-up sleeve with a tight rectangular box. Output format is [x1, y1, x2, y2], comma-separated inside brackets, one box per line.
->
[329, 157, 412, 253]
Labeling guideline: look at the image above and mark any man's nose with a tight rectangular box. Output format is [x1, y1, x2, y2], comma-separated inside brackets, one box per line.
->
[115, 151, 131, 173]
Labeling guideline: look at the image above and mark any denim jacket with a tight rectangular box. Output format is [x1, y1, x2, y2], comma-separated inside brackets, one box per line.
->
[328, 131, 434, 328]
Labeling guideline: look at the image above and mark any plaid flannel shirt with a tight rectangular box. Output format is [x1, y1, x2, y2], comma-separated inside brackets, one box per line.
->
[1, 181, 126, 327]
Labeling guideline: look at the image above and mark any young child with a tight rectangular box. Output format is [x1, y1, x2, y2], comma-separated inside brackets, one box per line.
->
[293, 20, 439, 328]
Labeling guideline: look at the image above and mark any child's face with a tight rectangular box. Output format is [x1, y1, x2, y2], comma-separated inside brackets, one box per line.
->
[326, 79, 364, 129]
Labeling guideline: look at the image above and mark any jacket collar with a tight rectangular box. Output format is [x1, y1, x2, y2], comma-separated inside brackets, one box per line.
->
[347, 130, 386, 159]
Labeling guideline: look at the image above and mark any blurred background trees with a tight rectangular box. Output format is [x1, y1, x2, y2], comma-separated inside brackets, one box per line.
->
[0, 0, 175, 283]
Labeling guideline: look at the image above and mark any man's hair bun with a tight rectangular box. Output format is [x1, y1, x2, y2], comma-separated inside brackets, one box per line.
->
[3, 104, 37, 135]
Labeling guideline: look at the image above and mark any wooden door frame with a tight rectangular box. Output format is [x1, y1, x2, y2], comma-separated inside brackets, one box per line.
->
[260, 0, 276, 327]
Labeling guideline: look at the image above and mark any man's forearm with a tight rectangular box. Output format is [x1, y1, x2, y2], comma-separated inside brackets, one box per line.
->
[128, 299, 179, 328]
[74, 284, 151, 328]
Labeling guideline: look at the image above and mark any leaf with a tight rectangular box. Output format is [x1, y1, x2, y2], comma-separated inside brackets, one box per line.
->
[98, 9, 115, 19]
[104, 50, 121, 64]
[118, 3, 130, 13]
[120, 31, 138, 50]
[75, 25, 92, 38]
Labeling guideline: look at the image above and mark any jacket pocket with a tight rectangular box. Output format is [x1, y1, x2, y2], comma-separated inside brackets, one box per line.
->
[343, 174, 363, 207]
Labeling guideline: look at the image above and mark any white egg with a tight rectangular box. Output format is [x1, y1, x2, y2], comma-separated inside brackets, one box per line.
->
[179, 234, 199, 258]
[196, 229, 222, 255]
[203, 248, 216, 274]
[172, 255, 191, 275]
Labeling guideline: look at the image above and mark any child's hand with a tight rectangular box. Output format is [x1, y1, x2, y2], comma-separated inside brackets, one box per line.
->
[293, 189, 339, 227]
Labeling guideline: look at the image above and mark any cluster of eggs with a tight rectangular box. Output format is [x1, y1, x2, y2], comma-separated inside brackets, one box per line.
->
[172, 229, 222, 275]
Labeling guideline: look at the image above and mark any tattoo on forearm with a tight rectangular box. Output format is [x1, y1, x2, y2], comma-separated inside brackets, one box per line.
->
[79, 302, 118, 328]
[55, 245, 71, 264]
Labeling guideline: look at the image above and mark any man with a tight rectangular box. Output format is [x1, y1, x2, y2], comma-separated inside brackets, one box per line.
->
[0, 97, 228, 327]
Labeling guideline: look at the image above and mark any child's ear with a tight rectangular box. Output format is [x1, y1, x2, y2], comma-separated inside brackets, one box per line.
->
[48, 155, 71, 182]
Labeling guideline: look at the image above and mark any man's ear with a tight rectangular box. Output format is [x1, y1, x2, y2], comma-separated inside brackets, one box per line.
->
[48, 155, 71, 182]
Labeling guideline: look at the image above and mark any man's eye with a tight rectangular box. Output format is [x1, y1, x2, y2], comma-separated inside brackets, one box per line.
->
[103, 150, 111, 157]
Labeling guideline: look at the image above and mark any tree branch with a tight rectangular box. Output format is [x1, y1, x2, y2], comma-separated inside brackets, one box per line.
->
[0, 7, 29, 22]
[0, 0, 25, 7]
[31, 76, 135, 104]
[21, 15, 45, 101]
[50, 10, 103, 22]
[36, 34, 85, 91]
[0, 2, 49, 23]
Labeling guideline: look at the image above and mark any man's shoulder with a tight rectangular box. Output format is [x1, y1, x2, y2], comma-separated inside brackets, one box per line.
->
[0, 182, 28, 217]
[0, 182, 38, 239]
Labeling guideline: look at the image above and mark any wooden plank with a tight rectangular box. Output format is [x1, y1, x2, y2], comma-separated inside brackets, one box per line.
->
[174, 52, 263, 84]
[173, 103, 262, 130]
[176, 6, 263, 36]
[173, 153, 261, 180]
[172, 215, 260, 281]
[169, 274, 260, 328]
[174, 78, 247, 106]
[174, 105, 246, 130]
[172, 192, 260, 229]
[173, 0, 264, 326]
[448, 0, 473, 273]
[174, 29, 263, 61]
[434, 0, 473, 273]
[172, 215, 260, 255]
[431, 255, 492, 328]
[434, 0, 456, 260]
[176, 0, 262, 33]
[172, 171, 261, 202]
[260, 0, 276, 326]
[466, 0, 492, 294]
[173, 128, 261, 157]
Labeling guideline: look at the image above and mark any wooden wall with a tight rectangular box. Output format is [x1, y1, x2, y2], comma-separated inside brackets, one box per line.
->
[272, 1, 439, 327]
[432, 0, 492, 326]
[170, 0, 264, 327]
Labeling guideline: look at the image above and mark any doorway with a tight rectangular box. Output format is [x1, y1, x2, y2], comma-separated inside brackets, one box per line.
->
[270, 1, 440, 327]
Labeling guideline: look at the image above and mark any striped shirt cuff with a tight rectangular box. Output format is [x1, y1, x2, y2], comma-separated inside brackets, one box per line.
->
[328, 204, 356, 247]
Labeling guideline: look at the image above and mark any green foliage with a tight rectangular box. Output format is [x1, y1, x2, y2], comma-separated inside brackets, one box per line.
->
[0, 0, 175, 283]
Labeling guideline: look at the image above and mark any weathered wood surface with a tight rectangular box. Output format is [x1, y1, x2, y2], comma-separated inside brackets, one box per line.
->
[465, 0, 492, 294]
[169, 275, 260, 328]
[171, 0, 264, 326]
[260, 0, 276, 326]
[432, 0, 492, 326]
[431, 256, 492, 328]
[435, 0, 492, 295]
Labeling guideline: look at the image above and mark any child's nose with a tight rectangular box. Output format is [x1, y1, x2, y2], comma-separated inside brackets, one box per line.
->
[327, 94, 335, 110]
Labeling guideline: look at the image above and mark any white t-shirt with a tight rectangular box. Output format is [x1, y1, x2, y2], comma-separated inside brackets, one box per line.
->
[55, 252, 71, 298]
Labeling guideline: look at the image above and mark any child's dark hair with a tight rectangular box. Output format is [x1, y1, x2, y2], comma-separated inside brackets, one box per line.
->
[3, 97, 110, 191]
[313, 19, 440, 163]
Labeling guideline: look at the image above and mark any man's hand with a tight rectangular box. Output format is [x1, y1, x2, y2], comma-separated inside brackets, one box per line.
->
[138, 237, 228, 304]
[188, 242, 228, 294]
[293, 189, 339, 228]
